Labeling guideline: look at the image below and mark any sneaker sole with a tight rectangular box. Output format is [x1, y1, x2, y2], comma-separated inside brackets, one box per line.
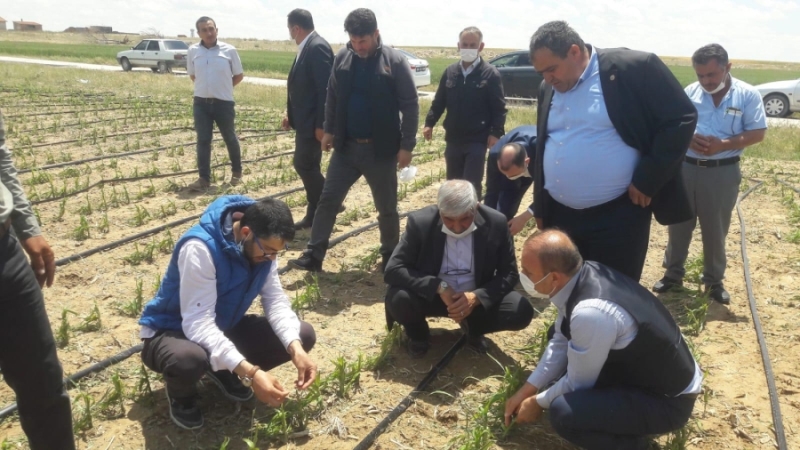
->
[165, 389, 204, 430]
[205, 371, 254, 402]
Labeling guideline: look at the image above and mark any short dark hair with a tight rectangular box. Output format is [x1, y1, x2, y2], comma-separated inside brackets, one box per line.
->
[240, 198, 295, 242]
[692, 43, 729, 67]
[529, 20, 585, 59]
[459, 26, 483, 42]
[288, 9, 314, 30]
[344, 8, 377, 36]
[195, 16, 216, 31]
[499, 143, 527, 171]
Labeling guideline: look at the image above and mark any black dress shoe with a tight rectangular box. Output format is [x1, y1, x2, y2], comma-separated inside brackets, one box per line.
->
[407, 339, 430, 358]
[288, 252, 322, 272]
[294, 217, 313, 230]
[467, 335, 490, 354]
[652, 276, 683, 293]
[707, 284, 731, 305]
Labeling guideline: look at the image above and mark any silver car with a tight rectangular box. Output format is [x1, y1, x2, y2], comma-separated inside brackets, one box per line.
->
[754, 78, 800, 117]
[116, 39, 189, 73]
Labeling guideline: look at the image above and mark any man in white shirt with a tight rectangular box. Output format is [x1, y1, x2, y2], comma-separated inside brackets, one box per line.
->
[138, 196, 317, 430]
[187, 16, 245, 192]
[505, 230, 702, 449]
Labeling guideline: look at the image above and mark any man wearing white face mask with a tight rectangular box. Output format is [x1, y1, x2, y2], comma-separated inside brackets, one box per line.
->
[654, 44, 767, 305]
[505, 230, 702, 449]
[484, 125, 537, 221]
[423, 27, 507, 200]
[384, 180, 533, 357]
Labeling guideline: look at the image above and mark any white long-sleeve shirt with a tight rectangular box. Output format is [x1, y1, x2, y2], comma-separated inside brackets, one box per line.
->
[527, 274, 703, 408]
[140, 239, 301, 372]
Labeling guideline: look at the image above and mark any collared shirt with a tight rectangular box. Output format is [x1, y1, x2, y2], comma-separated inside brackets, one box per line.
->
[438, 233, 476, 292]
[684, 76, 767, 160]
[139, 239, 301, 372]
[0, 110, 40, 240]
[527, 273, 703, 409]
[543, 50, 640, 209]
[460, 56, 481, 78]
[346, 55, 374, 139]
[296, 31, 315, 60]
[187, 40, 244, 102]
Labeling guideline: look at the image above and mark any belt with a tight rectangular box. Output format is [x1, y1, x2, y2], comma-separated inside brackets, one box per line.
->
[352, 138, 374, 144]
[193, 97, 231, 104]
[550, 193, 630, 216]
[684, 156, 740, 168]
[0, 218, 10, 240]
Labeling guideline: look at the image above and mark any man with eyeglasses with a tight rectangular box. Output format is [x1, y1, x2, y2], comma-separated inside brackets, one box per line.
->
[138, 196, 317, 430]
[384, 180, 534, 357]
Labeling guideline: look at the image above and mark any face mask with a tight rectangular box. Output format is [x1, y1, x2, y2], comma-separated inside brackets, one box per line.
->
[702, 72, 728, 94]
[441, 222, 477, 239]
[519, 272, 554, 298]
[460, 49, 479, 64]
[507, 167, 530, 181]
[236, 233, 249, 255]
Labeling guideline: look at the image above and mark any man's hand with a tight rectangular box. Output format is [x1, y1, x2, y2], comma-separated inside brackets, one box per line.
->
[439, 286, 457, 306]
[288, 340, 317, 390]
[487, 135, 499, 149]
[21, 235, 55, 288]
[320, 133, 334, 152]
[314, 128, 325, 142]
[422, 127, 433, 141]
[252, 370, 290, 407]
[514, 397, 544, 425]
[689, 133, 709, 154]
[628, 184, 652, 208]
[448, 291, 479, 322]
[508, 210, 533, 236]
[701, 135, 725, 156]
[397, 149, 413, 169]
[281, 116, 291, 131]
[504, 382, 538, 426]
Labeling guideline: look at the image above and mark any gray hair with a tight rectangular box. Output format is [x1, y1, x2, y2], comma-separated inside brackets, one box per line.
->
[437, 180, 478, 217]
[692, 43, 729, 67]
[459, 26, 483, 42]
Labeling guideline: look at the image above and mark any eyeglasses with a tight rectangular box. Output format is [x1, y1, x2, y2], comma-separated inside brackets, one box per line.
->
[442, 239, 473, 276]
[252, 236, 287, 260]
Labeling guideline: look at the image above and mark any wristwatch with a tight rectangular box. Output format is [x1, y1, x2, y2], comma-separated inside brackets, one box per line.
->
[437, 281, 449, 294]
[238, 365, 260, 388]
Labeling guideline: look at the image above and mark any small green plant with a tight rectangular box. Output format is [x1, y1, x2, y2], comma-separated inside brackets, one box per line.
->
[218, 437, 231, 450]
[684, 253, 705, 289]
[98, 213, 110, 234]
[77, 195, 92, 215]
[129, 205, 151, 227]
[135, 364, 154, 405]
[123, 242, 155, 265]
[330, 354, 362, 399]
[356, 246, 381, 272]
[291, 274, 321, 316]
[120, 279, 145, 317]
[75, 303, 102, 332]
[97, 372, 126, 418]
[71, 215, 91, 241]
[55, 198, 67, 222]
[787, 228, 800, 244]
[684, 292, 710, 337]
[157, 230, 175, 254]
[519, 318, 555, 362]
[56, 309, 77, 348]
[72, 392, 95, 433]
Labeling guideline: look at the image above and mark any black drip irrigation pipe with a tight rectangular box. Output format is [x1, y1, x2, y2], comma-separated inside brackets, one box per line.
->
[5, 106, 138, 119]
[24, 126, 194, 149]
[737, 180, 788, 450]
[0, 344, 145, 421]
[777, 178, 800, 195]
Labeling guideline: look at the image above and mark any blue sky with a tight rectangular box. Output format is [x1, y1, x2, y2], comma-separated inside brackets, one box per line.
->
[5, 0, 800, 62]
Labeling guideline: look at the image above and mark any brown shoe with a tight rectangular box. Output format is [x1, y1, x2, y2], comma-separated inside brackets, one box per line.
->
[229, 172, 242, 186]
[188, 177, 210, 192]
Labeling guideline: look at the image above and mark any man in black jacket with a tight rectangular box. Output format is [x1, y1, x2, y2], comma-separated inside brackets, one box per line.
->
[484, 125, 537, 220]
[521, 21, 696, 281]
[281, 9, 334, 230]
[384, 180, 533, 357]
[423, 27, 507, 200]
[289, 8, 419, 272]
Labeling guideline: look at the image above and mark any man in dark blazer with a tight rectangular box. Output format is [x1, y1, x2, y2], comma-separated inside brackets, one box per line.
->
[484, 125, 537, 220]
[523, 21, 696, 282]
[384, 180, 534, 357]
[282, 9, 334, 230]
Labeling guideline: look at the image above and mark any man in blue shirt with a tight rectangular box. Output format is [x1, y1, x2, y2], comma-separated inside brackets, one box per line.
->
[484, 125, 536, 220]
[653, 44, 767, 304]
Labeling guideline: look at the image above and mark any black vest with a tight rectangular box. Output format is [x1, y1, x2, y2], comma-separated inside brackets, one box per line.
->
[562, 262, 695, 397]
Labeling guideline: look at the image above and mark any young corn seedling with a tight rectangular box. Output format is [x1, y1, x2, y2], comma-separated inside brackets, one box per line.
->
[77, 195, 93, 215]
[684, 292, 710, 337]
[364, 324, 403, 371]
[135, 364, 154, 405]
[157, 230, 175, 254]
[56, 309, 77, 348]
[97, 372, 126, 418]
[120, 279, 145, 317]
[356, 246, 382, 272]
[291, 274, 321, 316]
[98, 213, 110, 234]
[129, 205, 152, 227]
[71, 215, 91, 241]
[330, 354, 363, 399]
[75, 303, 102, 332]
[72, 391, 95, 433]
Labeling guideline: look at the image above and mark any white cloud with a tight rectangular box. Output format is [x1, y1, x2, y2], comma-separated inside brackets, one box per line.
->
[4, 0, 800, 62]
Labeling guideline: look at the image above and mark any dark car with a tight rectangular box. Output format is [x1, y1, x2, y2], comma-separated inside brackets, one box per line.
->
[489, 50, 544, 99]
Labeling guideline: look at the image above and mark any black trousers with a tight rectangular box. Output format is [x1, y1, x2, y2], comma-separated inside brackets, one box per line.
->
[141, 315, 316, 399]
[385, 287, 534, 341]
[484, 154, 533, 220]
[293, 134, 325, 222]
[445, 141, 488, 200]
[549, 387, 697, 450]
[547, 193, 651, 282]
[0, 233, 74, 450]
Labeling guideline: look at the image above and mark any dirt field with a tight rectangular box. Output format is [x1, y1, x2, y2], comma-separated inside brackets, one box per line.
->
[0, 64, 798, 450]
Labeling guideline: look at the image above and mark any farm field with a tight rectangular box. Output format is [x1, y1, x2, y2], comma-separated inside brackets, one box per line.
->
[0, 60, 799, 450]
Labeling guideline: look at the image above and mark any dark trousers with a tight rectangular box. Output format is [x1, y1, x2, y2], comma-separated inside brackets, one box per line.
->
[0, 233, 74, 450]
[385, 287, 534, 341]
[293, 134, 325, 222]
[193, 98, 242, 181]
[141, 315, 316, 398]
[549, 387, 697, 450]
[445, 141, 488, 200]
[548, 193, 651, 282]
[308, 140, 399, 261]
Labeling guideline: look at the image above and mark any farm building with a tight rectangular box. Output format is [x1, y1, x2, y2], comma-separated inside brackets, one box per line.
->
[13, 20, 42, 31]
[0, 17, 6, 31]
[89, 25, 112, 33]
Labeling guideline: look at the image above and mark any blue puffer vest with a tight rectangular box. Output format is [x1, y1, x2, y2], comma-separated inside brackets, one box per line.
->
[138, 195, 273, 332]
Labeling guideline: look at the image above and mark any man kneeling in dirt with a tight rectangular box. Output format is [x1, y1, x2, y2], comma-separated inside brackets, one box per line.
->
[505, 230, 702, 449]
[138, 196, 317, 429]
[384, 180, 534, 358]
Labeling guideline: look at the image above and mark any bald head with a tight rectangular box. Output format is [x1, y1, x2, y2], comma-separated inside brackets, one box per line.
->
[523, 229, 583, 276]
[498, 143, 527, 171]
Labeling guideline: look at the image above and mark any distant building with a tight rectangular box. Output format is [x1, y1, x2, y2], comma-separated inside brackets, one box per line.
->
[13, 21, 42, 32]
[0, 18, 7, 31]
[64, 27, 88, 33]
[89, 26, 112, 33]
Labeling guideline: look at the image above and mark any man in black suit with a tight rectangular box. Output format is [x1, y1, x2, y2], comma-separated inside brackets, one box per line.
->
[282, 9, 334, 230]
[384, 180, 534, 357]
[523, 21, 697, 281]
[484, 125, 537, 221]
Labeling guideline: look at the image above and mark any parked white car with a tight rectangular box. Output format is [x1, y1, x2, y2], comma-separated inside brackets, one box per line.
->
[116, 39, 189, 73]
[754, 78, 800, 117]
[396, 49, 431, 88]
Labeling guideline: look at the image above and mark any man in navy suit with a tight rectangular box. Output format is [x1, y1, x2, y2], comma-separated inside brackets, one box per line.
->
[484, 125, 537, 221]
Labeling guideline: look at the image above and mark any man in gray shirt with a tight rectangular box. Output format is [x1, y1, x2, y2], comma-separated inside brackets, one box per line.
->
[0, 110, 75, 449]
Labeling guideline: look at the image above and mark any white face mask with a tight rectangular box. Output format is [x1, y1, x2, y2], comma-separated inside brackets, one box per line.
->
[441, 222, 477, 239]
[460, 48, 479, 64]
[702, 72, 728, 95]
[507, 167, 530, 181]
[519, 272, 554, 298]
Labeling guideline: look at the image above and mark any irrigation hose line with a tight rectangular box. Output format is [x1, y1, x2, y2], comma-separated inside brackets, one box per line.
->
[737, 180, 788, 450]
[0, 344, 144, 421]
[776, 178, 800, 195]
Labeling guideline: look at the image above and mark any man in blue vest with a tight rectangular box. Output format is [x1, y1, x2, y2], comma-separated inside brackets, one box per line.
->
[139, 196, 317, 430]
[505, 230, 702, 449]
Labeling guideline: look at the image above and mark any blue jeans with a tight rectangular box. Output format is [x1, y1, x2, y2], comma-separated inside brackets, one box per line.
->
[193, 98, 242, 181]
